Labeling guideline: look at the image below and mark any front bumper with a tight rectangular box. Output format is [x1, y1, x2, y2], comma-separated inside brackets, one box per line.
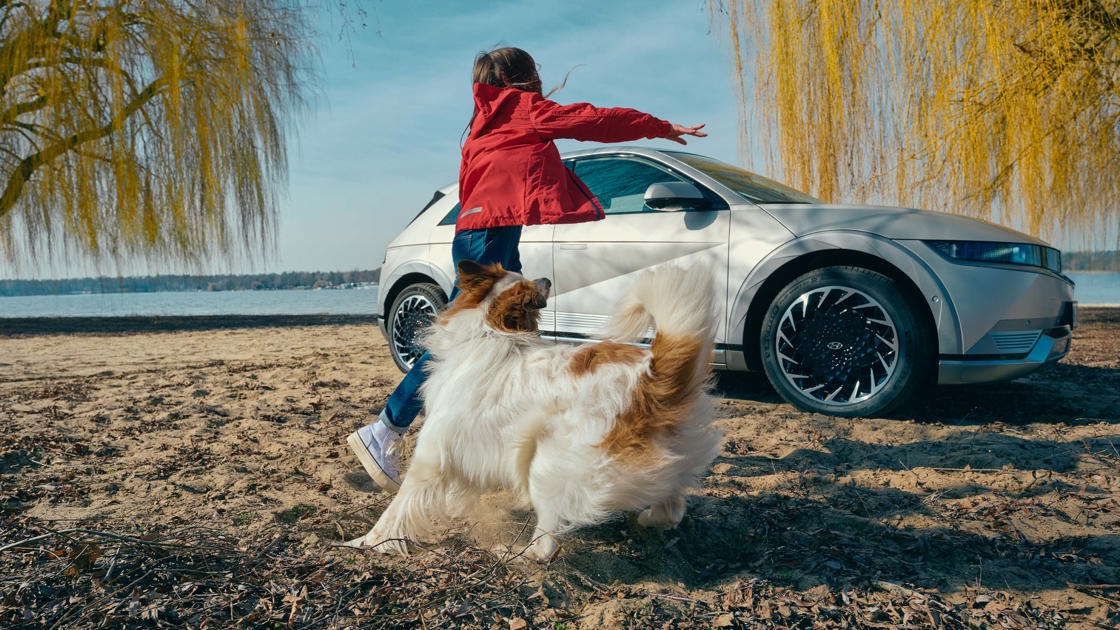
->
[937, 301, 1076, 384]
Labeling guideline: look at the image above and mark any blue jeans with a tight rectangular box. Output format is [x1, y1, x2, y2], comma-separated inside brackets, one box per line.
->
[381, 226, 523, 431]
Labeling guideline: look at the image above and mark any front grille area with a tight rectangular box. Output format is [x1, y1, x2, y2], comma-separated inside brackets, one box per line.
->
[991, 330, 1042, 354]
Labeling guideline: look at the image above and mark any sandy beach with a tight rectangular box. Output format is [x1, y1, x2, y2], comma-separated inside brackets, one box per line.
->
[2, 309, 1118, 627]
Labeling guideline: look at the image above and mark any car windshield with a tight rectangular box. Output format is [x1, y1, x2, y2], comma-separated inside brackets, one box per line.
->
[665, 151, 821, 204]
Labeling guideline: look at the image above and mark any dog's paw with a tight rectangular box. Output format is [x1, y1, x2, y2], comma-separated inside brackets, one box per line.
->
[636, 500, 686, 530]
[636, 507, 676, 530]
[339, 530, 409, 555]
[524, 534, 561, 564]
[486, 541, 555, 565]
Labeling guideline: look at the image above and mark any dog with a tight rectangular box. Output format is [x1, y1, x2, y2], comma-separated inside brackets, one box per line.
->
[345, 259, 723, 561]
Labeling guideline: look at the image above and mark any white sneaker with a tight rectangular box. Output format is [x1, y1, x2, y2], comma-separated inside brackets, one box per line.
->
[346, 417, 402, 492]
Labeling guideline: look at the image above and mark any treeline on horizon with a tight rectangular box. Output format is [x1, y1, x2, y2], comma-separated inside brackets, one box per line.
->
[0, 269, 381, 297]
[1063, 250, 1119, 272]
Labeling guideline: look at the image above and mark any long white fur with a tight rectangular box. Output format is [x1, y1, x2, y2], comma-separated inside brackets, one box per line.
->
[347, 264, 723, 560]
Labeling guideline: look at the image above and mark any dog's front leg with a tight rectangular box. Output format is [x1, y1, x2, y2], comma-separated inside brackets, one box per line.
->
[344, 451, 446, 555]
[345, 491, 411, 554]
[525, 506, 562, 563]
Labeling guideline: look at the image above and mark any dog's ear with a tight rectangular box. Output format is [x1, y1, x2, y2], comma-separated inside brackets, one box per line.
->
[457, 259, 505, 280]
[457, 260, 505, 286]
[457, 259, 485, 277]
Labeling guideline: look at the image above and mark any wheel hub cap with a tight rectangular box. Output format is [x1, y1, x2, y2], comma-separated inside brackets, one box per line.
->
[775, 286, 899, 407]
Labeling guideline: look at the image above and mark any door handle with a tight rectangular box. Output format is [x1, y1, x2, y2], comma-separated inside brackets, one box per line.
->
[558, 244, 588, 250]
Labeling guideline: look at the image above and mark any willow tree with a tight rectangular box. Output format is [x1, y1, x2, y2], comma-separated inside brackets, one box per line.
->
[0, 0, 313, 269]
[712, 0, 1120, 243]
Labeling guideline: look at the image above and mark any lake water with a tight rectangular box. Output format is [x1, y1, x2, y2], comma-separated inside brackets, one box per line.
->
[1070, 272, 1120, 306]
[0, 273, 1117, 319]
[0, 286, 380, 318]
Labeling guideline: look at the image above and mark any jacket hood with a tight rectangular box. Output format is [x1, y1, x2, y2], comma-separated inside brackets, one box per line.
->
[472, 83, 532, 125]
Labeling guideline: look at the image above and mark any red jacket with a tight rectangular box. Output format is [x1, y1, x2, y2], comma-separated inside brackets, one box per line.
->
[457, 83, 672, 232]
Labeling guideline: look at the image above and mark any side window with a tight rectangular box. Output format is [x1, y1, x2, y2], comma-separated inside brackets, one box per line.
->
[571, 158, 688, 215]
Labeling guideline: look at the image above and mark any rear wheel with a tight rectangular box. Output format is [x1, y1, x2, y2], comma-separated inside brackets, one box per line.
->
[760, 266, 932, 417]
[387, 282, 446, 373]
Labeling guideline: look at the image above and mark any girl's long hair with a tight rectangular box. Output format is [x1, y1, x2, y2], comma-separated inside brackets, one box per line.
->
[465, 47, 577, 140]
[474, 47, 542, 94]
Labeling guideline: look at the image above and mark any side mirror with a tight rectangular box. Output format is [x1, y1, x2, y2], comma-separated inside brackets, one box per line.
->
[643, 181, 710, 211]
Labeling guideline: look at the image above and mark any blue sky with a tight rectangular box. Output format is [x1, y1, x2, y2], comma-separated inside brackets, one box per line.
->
[3, 1, 1112, 280]
[270, 0, 744, 276]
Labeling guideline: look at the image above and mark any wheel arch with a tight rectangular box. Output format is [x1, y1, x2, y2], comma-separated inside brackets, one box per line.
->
[733, 234, 954, 372]
[378, 260, 454, 321]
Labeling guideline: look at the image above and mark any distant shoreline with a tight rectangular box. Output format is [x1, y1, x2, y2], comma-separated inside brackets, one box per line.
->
[0, 271, 380, 297]
[0, 313, 378, 336]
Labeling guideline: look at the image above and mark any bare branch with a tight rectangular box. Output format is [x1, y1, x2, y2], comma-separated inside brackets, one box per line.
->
[0, 94, 47, 126]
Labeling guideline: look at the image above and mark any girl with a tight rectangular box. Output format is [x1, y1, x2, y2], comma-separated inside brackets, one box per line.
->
[348, 46, 707, 492]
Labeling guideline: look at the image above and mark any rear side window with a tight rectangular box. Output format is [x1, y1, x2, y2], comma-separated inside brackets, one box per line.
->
[438, 203, 460, 226]
[408, 190, 447, 226]
[570, 157, 692, 214]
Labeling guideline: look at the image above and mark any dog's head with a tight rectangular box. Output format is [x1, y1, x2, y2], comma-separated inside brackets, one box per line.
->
[443, 259, 551, 333]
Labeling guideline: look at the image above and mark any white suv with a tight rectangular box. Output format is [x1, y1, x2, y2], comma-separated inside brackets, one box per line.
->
[377, 147, 1076, 418]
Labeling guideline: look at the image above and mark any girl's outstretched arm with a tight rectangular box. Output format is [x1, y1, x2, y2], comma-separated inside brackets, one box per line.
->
[530, 95, 708, 145]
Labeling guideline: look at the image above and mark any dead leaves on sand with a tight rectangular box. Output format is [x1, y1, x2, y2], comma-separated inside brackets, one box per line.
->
[3, 518, 1117, 628]
[0, 521, 551, 628]
[2, 319, 1119, 627]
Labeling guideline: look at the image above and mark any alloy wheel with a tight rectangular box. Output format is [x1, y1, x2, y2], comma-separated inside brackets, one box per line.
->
[391, 292, 439, 369]
[774, 285, 899, 407]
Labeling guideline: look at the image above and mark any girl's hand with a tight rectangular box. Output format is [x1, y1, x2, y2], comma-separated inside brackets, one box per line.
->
[666, 123, 707, 145]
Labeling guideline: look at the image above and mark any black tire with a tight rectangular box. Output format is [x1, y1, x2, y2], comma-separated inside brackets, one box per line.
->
[760, 266, 933, 417]
[387, 282, 446, 373]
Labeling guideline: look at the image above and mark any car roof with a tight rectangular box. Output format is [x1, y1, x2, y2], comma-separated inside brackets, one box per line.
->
[560, 145, 681, 160]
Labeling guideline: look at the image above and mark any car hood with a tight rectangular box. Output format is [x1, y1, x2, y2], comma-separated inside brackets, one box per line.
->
[760, 204, 1049, 245]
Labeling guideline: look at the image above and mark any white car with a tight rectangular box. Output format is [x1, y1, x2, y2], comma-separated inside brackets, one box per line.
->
[376, 147, 1076, 417]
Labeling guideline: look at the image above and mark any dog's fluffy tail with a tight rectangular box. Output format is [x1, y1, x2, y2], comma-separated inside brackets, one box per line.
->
[598, 264, 719, 457]
[605, 264, 718, 346]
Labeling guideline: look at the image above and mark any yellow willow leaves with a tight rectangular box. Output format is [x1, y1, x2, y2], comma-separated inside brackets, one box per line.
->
[712, 0, 1120, 244]
[0, 0, 313, 269]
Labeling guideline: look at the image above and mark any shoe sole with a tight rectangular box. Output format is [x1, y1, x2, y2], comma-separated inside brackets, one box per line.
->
[346, 432, 401, 493]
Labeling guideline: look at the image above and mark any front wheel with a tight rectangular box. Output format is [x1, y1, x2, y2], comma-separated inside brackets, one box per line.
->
[760, 266, 933, 417]
[387, 282, 446, 373]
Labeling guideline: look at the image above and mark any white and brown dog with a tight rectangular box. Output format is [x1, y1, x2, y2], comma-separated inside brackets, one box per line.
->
[346, 260, 722, 561]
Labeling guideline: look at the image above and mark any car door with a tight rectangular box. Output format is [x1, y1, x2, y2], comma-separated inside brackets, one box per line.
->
[550, 155, 730, 355]
[519, 224, 555, 333]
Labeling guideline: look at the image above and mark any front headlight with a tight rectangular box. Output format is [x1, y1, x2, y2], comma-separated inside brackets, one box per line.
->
[925, 240, 1061, 273]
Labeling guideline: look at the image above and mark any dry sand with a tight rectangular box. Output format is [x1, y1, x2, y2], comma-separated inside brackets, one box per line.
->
[1, 309, 1118, 628]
